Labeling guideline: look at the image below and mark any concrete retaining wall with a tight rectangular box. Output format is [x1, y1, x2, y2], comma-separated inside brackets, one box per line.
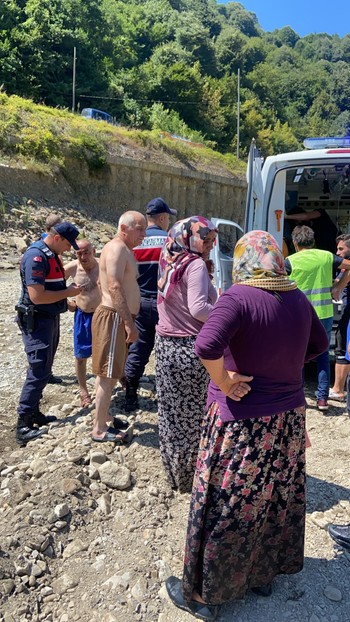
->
[0, 155, 247, 225]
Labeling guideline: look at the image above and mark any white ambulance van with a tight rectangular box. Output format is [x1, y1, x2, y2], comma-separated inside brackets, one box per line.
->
[209, 218, 243, 294]
[211, 137, 350, 293]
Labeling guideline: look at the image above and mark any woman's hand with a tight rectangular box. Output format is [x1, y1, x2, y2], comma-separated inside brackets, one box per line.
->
[217, 371, 253, 401]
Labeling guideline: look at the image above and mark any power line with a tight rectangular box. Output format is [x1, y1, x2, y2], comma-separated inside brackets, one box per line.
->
[80, 94, 203, 104]
[79, 94, 235, 106]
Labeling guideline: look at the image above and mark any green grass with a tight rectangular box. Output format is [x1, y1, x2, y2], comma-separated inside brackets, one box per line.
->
[0, 92, 245, 176]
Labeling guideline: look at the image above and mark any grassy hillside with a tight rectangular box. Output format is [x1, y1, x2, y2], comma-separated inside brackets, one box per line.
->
[2, 1, 350, 157]
[0, 93, 245, 178]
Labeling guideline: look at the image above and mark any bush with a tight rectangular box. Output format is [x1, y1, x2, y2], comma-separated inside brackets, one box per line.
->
[149, 102, 207, 144]
[69, 133, 108, 171]
[17, 122, 60, 162]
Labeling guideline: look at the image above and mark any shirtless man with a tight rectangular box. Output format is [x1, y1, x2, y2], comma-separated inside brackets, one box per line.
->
[64, 239, 101, 406]
[91, 211, 147, 442]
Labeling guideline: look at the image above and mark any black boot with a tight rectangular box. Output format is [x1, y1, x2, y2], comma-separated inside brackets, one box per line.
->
[32, 411, 58, 426]
[124, 380, 139, 413]
[47, 374, 63, 384]
[251, 584, 272, 597]
[16, 416, 47, 446]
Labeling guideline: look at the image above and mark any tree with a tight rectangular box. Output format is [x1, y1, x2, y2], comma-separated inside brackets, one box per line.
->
[330, 111, 350, 136]
[271, 120, 299, 153]
[175, 12, 217, 75]
[1, 0, 112, 105]
[149, 61, 204, 128]
[270, 26, 300, 48]
[305, 92, 339, 137]
[222, 2, 260, 37]
[200, 74, 238, 149]
[331, 61, 350, 111]
[215, 27, 247, 75]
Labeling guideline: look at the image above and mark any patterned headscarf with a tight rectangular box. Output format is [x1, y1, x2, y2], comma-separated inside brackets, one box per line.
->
[233, 230, 297, 291]
[158, 216, 217, 301]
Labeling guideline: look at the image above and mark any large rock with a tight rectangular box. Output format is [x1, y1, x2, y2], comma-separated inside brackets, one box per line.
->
[52, 573, 79, 595]
[98, 462, 131, 490]
[62, 538, 88, 560]
[10, 236, 28, 253]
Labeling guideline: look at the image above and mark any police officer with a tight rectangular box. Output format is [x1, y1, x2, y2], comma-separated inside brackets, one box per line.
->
[16, 221, 82, 445]
[123, 198, 177, 411]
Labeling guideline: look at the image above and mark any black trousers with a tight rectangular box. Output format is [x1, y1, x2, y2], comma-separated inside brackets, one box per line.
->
[124, 297, 158, 384]
[17, 314, 59, 418]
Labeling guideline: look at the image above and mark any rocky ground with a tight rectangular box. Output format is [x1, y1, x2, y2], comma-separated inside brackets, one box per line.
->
[0, 199, 349, 622]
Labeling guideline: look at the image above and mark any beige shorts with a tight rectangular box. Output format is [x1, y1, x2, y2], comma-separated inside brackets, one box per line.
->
[92, 305, 127, 379]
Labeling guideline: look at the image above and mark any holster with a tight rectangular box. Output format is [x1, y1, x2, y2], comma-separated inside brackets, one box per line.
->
[15, 303, 35, 332]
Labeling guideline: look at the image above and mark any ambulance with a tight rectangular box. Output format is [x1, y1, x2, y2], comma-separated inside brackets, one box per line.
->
[211, 136, 350, 294]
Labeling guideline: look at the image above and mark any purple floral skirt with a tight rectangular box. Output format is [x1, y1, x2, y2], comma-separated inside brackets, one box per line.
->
[182, 402, 306, 605]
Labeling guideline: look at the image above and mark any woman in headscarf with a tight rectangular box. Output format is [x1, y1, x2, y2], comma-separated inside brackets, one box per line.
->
[156, 216, 220, 493]
[166, 230, 328, 621]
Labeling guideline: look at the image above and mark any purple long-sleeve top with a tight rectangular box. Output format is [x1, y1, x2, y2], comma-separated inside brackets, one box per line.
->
[195, 284, 329, 421]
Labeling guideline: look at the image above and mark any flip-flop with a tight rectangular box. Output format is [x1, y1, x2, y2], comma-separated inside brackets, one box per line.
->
[92, 427, 126, 443]
[328, 390, 346, 401]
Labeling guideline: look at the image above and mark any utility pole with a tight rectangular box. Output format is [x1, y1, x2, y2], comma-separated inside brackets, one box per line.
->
[72, 46, 76, 113]
[237, 68, 240, 160]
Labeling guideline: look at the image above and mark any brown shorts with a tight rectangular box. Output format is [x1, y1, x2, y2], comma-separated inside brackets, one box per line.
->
[92, 305, 127, 379]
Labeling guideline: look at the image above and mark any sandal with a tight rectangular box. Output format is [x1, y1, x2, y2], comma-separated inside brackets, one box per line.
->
[328, 389, 346, 401]
[92, 427, 126, 443]
[80, 394, 92, 408]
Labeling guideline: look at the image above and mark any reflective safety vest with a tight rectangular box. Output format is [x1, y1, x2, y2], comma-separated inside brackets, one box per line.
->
[288, 249, 333, 320]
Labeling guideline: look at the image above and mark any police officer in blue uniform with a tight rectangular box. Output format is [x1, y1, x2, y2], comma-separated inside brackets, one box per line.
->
[16, 221, 82, 445]
[123, 197, 177, 411]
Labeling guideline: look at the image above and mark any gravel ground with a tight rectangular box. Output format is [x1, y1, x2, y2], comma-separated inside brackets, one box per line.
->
[0, 256, 349, 622]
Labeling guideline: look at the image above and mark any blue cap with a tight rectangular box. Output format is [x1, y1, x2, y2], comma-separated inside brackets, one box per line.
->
[54, 222, 80, 250]
[146, 197, 177, 216]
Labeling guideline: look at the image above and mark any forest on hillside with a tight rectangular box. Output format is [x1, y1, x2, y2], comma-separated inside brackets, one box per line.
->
[1, 0, 350, 156]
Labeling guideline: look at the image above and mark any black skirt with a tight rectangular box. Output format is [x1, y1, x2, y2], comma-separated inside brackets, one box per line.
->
[182, 402, 306, 605]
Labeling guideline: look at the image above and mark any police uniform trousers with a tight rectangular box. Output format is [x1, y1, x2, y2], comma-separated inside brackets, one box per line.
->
[18, 314, 60, 417]
[124, 297, 158, 384]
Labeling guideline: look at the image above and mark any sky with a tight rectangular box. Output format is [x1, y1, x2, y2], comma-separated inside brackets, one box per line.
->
[220, 1, 350, 38]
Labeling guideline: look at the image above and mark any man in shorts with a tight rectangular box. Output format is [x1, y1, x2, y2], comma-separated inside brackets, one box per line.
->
[64, 239, 101, 407]
[91, 211, 147, 442]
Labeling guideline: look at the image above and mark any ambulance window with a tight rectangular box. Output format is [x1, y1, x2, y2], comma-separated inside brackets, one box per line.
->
[216, 223, 242, 257]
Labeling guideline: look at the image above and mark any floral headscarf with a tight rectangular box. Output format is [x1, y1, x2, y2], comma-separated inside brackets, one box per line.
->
[158, 216, 217, 301]
[232, 230, 297, 291]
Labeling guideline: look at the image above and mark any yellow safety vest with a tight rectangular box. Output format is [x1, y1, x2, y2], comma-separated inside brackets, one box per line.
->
[288, 249, 334, 319]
